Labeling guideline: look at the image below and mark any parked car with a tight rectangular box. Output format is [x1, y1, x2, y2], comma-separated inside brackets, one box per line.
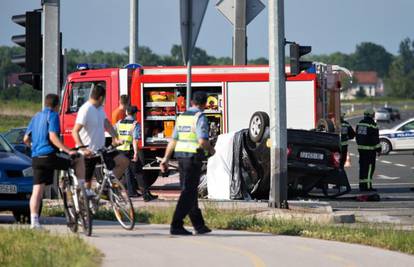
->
[383, 107, 401, 121]
[375, 108, 391, 123]
[0, 134, 33, 222]
[3, 127, 31, 156]
[379, 118, 414, 154]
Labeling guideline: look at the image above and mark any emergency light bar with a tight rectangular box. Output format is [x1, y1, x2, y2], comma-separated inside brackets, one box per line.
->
[76, 63, 109, 71]
[123, 63, 142, 69]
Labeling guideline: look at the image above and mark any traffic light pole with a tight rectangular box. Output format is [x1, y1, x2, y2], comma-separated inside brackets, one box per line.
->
[42, 0, 60, 107]
[268, 0, 288, 208]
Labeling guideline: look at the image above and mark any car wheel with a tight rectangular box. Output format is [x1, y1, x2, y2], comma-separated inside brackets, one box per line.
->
[380, 139, 392, 155]
[248, 111, 269, 143]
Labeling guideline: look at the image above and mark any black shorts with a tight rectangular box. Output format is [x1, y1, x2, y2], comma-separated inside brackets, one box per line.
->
[32, 153, 71, 185]
[85, 150, 119, 182]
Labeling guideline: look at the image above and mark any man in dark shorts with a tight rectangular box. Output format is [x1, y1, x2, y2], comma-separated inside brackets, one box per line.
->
[72, 84, 128, 196]
[24, 94, 85, 229]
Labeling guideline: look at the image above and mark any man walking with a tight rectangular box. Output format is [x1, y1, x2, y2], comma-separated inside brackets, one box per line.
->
[160, 91, 215, 235]
[356, 109, 381, 192]
[340, 113, 355, 169]
[23, 94, 85, 229]
[116, 105, 157, 201]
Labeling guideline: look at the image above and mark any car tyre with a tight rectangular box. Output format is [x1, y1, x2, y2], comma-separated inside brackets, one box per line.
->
[248, 112, 269, 143]
[380, 139, 392, 155]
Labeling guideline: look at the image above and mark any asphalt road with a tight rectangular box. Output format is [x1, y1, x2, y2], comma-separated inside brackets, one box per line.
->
[325, 110, 414, 220]
[1, 214, 413, 267]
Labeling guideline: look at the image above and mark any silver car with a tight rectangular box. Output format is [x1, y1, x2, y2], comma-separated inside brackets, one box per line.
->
[375, 108, 391, 123]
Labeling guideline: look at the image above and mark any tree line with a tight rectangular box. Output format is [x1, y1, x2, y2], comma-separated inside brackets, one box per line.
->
[0, 38, 413, 100]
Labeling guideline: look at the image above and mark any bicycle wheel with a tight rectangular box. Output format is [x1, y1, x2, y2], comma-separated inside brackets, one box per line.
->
[109, 178, 135, 230]
[78, 182, 93, 236]
[59, 175, 78, 233]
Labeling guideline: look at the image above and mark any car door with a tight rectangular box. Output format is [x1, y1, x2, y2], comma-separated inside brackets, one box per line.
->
[395, 120, 414, 149]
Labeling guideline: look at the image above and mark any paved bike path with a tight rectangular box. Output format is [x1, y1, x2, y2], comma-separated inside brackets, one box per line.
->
[2, 214, 412, 267]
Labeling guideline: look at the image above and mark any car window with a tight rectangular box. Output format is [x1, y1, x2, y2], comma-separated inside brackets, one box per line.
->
[400, 121, 414, 131]
[4, 129, 19, 144]
[0, 135, 13, 153]
[68, 81, 106, 113]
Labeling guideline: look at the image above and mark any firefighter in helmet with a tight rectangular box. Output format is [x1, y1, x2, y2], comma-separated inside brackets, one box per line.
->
[356, 108, 381, 191]
[116, 105, 157, 201]
[340, 113, 355, 169]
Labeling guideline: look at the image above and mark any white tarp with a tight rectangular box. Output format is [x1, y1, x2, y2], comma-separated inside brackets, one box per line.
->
[206, 132, 236, 200]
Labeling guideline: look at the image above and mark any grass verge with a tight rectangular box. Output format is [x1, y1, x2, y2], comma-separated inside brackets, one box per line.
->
[43, 205, 414, 255]
[0, 114, 31, 133]
[0, 227, 102, 267]
[0, 100, 41, 117]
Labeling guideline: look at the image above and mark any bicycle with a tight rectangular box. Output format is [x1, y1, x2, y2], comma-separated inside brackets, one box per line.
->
[58, 147, 92, 236]
[92, 146, 135, 230]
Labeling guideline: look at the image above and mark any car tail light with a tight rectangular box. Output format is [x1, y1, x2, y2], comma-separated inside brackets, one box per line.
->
[331, 152, 341, 168]
[287, 146, 293, 158]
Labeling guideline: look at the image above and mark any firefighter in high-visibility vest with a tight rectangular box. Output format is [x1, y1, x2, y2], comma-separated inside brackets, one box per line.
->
[117, 105, 157, 201]
[340, 113, 355, 169]
[160, 91, 215, 236]
[356, 109, 381, 191]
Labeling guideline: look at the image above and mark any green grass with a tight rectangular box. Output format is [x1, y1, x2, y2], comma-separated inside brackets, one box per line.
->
[0, 100, 40, 133]
[0, 114, 31, 133]
[43, 205, 414, 255]
[0, 227, 102, 267]
[342, 97, 414, 104]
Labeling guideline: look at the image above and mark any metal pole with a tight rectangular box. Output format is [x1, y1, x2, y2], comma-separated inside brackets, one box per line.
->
[62, 48, 67, 86]
[42, 0, 60, 108]
[186, 0, 192, 108]
[268, 0, 288, 208]
[129, 0, 138, 63]
[233, 0, 247, 65]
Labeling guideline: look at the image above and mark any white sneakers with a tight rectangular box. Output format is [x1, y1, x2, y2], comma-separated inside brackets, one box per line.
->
[30, 220, 43, 230]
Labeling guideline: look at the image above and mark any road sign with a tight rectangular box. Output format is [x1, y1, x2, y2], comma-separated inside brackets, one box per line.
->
[216, 0, 265, 25]
[180, 0, 209, 63]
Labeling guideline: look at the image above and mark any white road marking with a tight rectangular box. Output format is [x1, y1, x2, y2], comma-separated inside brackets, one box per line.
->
[350, 182, 414, 187]
[394, 163, 407, 167]
[376, 174, 400, 180]
[380, 160, 392, 164]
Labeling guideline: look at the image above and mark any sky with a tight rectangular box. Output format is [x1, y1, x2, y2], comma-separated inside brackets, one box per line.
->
[1, 0, 413, 59]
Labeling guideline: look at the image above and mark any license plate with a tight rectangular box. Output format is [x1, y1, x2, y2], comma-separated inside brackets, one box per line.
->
[299, 151, 324, 160]
[0, 184, 17, 194]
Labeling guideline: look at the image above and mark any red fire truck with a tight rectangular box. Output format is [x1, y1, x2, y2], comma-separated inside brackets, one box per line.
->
[60, 64, 341, 182]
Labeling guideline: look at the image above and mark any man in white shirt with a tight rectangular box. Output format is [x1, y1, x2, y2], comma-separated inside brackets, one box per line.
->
[72, 84, 129, 193]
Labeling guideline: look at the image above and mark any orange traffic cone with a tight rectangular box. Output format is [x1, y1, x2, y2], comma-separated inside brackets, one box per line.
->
[345, 153, 351, 167]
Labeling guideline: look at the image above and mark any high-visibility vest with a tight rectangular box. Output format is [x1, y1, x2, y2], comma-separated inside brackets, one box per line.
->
[174, 113, 202, 154]
[117, 119, 134, 151]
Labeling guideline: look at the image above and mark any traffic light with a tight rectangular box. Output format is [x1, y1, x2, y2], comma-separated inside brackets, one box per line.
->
[11, 11, 42, 90]
[289, 43, 312, 76]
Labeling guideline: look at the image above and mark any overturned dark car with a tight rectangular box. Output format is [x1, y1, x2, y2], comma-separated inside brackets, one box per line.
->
[203, 112, 351, 200]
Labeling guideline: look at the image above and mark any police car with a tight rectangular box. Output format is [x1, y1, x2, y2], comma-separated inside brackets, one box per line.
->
[379, 118, 414, 154]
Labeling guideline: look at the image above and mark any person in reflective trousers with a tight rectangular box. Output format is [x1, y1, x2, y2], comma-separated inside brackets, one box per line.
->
[356, 109, 381, 191]
[160, 91, 215, 235]
[116, 105, 158, 201]
[340, 113, 356, 169]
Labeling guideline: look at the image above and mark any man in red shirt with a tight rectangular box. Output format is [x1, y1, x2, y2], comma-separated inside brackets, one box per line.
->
[112, 95, 129, 125]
